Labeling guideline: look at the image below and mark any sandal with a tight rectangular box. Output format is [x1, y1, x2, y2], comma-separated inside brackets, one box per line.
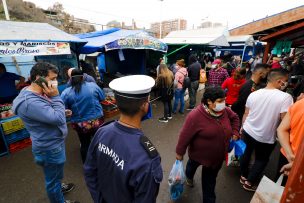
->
[243, 181, 257, 192]
[240, 176, 247, 185]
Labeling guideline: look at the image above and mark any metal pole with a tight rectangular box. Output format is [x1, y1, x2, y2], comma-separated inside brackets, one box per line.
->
[159, 0, 163, 39]
[2, 0, 10, 20]
[240, 45, 247, 68]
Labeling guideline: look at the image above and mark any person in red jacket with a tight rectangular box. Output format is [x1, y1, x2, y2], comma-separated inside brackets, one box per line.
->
[175, 86, 240, 203]
[222, 67, 246, 106]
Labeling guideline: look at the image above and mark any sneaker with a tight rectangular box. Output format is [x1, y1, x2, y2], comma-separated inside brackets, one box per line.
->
[240, 176, 247, 185]
[187, 107, 194, 111]
[158, 117, 168, 123]
[64, 200, 80, 203]
[243, 181, 257, 192]
[167, 115, 173, 119]
[185, 178, 194, 188]
[62, 183, 75, 194]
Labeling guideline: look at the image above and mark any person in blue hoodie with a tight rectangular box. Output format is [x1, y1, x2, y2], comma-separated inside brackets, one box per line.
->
[12, 62, 78, 203]
[61, 69, 105, 163]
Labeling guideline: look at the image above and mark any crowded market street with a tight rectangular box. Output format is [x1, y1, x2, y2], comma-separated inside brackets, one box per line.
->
[0, 93, 280, 203]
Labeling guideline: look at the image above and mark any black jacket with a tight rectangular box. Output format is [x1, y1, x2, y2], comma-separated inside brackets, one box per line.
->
[188, 61, 201, 82]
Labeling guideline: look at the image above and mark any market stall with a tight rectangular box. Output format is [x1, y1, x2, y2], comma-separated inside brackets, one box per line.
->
[0, 21, 87, 156]
[215, 35, 255, 63]
[75, 28, 168, 79]
[75, 28, 168, 119]
[162, 27, 230, 65]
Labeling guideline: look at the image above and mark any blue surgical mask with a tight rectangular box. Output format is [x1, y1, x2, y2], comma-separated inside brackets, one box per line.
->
[141, 103, 152, 121]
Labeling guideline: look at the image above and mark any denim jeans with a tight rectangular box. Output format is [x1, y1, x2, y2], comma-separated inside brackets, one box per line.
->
[33, 145, 66, 203]
[186, 159, 222, 203]
[189, 81, 199, 108]
[173, 89, 185, 113]
[240, 131, 276, 184]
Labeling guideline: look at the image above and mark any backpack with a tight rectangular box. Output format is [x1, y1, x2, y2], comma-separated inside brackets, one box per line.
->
[177, 70, 191, 89]
[183, 76, 191, 89]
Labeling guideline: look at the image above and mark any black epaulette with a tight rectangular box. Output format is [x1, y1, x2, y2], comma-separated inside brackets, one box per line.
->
[140, 136, 159, 159]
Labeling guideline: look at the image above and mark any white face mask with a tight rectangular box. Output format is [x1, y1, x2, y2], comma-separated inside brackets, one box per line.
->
[280, 81, 288, 90]
[211, 64, 217, 69]
[213, 102, 226, 112]
[50, 80, 58, 88]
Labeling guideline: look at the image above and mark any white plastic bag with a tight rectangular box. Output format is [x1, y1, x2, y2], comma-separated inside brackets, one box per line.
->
[198, 83, 205, 91]
[226, 147, 239, 166]
[168, 160, 186, 201]
[250, 175, 284, 203]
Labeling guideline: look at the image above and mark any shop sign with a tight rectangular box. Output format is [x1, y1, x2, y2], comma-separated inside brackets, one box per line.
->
[0, 41, 71, 56]
[105, 32, 168, 52]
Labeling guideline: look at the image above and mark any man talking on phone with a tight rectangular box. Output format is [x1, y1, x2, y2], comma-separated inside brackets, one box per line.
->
[12, 62, 79, 203]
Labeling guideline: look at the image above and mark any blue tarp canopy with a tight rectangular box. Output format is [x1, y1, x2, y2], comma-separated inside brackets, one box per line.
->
[75, 28, 168, 54]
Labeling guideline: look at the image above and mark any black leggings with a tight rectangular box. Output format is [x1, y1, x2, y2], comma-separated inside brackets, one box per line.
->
[185, 159, 222, 203]
[76, 130, 96, 163]
[162, 99, 172, 119]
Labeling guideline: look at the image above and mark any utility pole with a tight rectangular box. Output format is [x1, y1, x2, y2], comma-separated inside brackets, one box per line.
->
[159, 0, 163, 39]
[2, 0, 10, 20]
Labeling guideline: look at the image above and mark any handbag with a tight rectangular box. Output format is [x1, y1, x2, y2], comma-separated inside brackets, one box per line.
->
[199, 69, 207, 83]
[250, 175, 284, 203]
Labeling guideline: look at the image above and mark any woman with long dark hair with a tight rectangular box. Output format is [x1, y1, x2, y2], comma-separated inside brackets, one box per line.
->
[156, 64, 174, 123]
[61, 69, 105, 163]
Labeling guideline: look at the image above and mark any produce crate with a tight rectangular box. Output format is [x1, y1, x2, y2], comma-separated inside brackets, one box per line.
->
[104, 109, 120, 119]
[1, 117, 25, 135]
[5, 129, 30, 144]
[9, 138, 32, 153]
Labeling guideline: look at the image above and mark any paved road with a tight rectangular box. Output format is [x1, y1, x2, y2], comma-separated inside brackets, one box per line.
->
[0, 90, 280, 203]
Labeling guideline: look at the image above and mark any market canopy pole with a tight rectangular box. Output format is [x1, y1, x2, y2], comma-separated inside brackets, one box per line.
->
[1, 0, 10, 20]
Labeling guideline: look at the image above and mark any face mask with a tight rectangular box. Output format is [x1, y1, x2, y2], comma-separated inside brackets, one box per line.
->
[141, 103, 152, 121]
[211, 64, 217, 69]
[213, 102, 226, 112]
[280, 81, 288, 90]
[50, 80, 58, 88]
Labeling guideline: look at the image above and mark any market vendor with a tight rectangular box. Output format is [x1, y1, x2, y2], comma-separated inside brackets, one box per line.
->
[0, 63, 25, 104]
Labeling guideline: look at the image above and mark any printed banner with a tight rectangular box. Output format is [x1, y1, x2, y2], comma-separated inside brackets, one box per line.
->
[105, 32, 168, 53]
[0, 42, 71, 56]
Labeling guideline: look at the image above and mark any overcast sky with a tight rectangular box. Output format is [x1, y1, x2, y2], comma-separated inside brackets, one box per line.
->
[26, 0, 304, 30]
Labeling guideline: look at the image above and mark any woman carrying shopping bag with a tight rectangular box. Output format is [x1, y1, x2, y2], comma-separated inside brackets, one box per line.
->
[175, 86, 240, 203]
[61, 69, 105, 163]
[156, 64, 174, 123]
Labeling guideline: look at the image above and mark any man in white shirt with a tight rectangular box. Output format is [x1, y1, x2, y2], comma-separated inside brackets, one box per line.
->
[240, 69, 293, 192]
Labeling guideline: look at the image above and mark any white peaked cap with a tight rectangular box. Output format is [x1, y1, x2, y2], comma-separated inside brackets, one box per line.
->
[109, 75, 155, 96]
